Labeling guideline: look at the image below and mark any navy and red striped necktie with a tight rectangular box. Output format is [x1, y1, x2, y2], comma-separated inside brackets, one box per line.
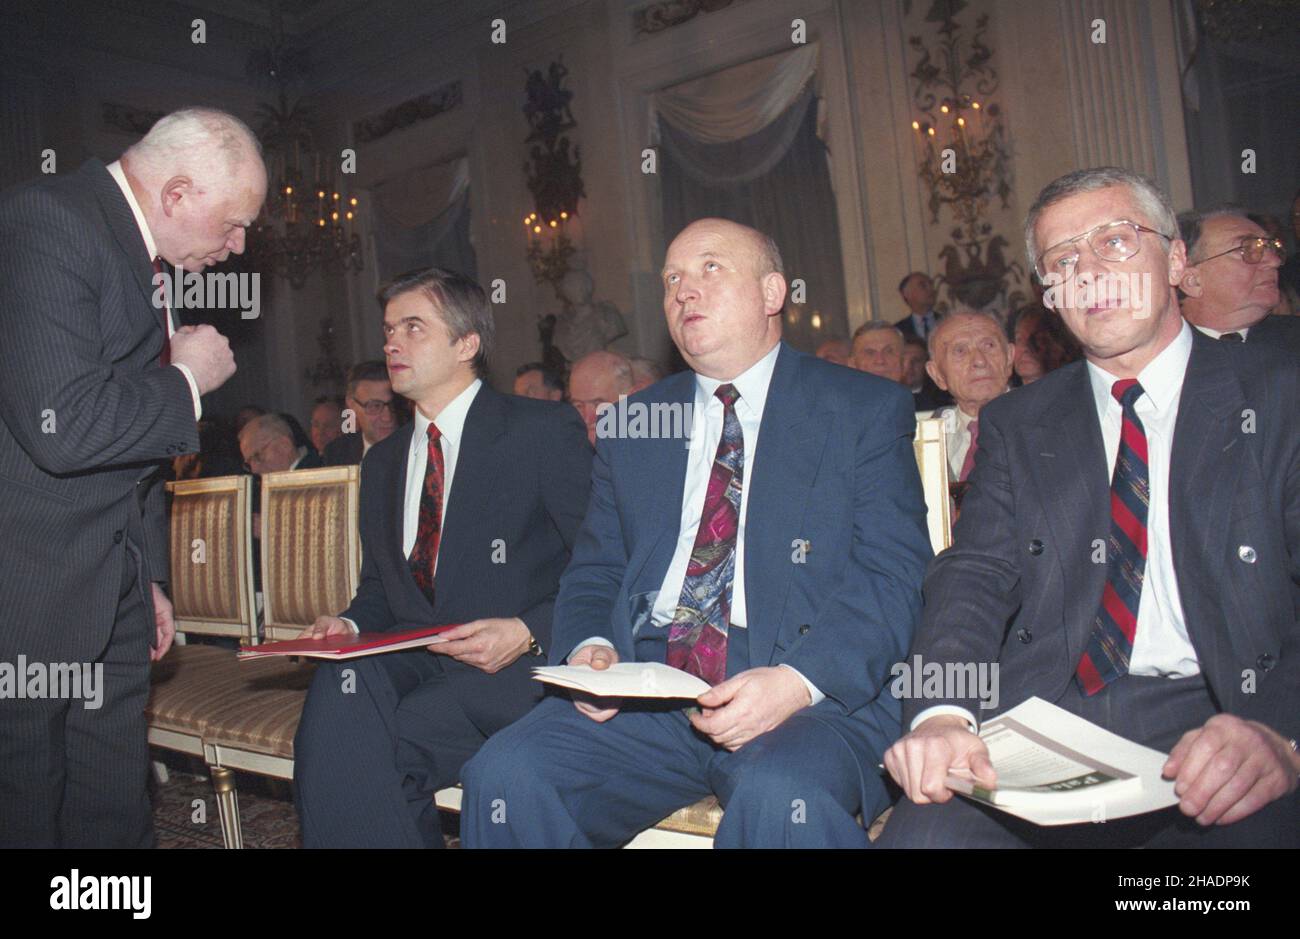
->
[1076, 378, 1149, 695]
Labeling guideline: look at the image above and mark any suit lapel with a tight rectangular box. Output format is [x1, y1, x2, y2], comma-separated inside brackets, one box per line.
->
[1168, 336, 1247, 655]
[84, 160, 166, 335]
[744, 345, 833, 667]
[378, 422, 421, 605]
[627, 372, 693, 595]
[1024, 363, 1110, 659]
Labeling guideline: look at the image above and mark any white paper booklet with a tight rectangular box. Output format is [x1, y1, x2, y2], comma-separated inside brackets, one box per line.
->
[945, 696, 1179, 826]
[532, 662, 710, 699]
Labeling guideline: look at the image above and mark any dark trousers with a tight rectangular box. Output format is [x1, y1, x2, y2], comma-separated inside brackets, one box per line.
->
[293, 647, 542, 848]
[0, 548, 154, 848]
[460, 693, 898, 848]
[877, 673, 1300, 848]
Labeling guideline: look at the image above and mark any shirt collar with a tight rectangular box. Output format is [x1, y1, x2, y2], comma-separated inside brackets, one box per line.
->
[1193, 323, 1249, 341]
[951, 404, 977, 431]
[1087, 318, 1193, 416]
[106, 160, 158, 261]
[413, 378, 482, 448]
[694, 341, 781, 417]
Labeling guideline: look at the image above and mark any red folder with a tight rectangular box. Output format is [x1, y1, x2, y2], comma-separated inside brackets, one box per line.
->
[237, 623, 460, 660]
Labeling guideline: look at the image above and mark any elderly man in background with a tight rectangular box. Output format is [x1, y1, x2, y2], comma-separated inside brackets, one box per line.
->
[628, 355, 667, 392]
[926, 311, 1015, 482]
[239, 413, 324, 475]
[851, 320, 906, 384]
[567, 348, 635, 446]
[1178, 207, 1298, 356]
[513, 361, 565, 401]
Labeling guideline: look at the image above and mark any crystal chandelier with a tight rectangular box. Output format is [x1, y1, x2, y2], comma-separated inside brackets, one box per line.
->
[243, 3, 363, 289]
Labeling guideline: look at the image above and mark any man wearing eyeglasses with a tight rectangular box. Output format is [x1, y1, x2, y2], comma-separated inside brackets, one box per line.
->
[1177, 207, 1300, 356]
[323, 359, 400, 466]
[878, 167, 1299, 848]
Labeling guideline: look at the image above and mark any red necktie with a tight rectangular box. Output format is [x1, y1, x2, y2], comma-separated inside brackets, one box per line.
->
[958, 419, 979, 482]
[151, 256, 172, 367]
[408, 423, 445, 607]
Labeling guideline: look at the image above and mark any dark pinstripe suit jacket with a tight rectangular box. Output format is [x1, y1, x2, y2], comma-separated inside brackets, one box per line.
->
[904, 331, 1300, 745]
[0, 159, 198, 663]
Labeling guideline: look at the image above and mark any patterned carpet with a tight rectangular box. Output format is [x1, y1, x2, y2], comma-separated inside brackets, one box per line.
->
[151, 754, 301, 849]
[150, 751, 460, 848]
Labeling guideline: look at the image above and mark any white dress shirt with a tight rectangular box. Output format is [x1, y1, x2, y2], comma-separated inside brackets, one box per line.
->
[343, 379, 481, 633]
[1086, 320, 1199, 678]
[909, 310, 938, 339]
[912, 321, 1200, 731]
[402, 379, 481, 562]
[105, 161, 202, 420]
[943, 405, 979, 481]
[572, 343, 822, 703]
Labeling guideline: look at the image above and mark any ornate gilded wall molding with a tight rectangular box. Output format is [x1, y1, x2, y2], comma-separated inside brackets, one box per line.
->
[632, 0, 750, 38]
[352, 81, 462, 145]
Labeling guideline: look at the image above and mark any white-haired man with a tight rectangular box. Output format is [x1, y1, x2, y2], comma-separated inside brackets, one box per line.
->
[0, 107, 266, 847]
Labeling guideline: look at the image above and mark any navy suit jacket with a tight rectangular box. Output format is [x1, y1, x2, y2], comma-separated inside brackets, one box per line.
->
[0, 159, 197, 662]
[1247, 314, 1300, 358]
[904, 332, 1300, 744]
[322, 432, 364, 466]
[341, 383, 592, 655]
[551, 342, 933, 716]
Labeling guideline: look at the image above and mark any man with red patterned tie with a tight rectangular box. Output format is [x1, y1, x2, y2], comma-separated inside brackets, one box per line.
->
[0, 108, 261, 847]
[292, 267, 591, 848]
[461, 219, 932, 848]
[879, 167, 1300, 848]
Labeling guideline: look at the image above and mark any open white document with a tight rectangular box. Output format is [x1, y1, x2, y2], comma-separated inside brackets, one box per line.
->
[533, 662, 710, 699]
[946, 696, 1179, 826]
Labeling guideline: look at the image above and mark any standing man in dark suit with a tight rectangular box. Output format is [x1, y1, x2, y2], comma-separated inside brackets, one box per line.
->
[292, 267, 592, 848]
[461, 219, 932, 848]
[1178, 207, 1299, 356]
[0, 107, 265, 847]
[894, 271, 940, 341]
[880, 167, 1299, 848]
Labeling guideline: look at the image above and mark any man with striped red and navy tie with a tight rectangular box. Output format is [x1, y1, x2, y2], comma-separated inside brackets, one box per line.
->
[879, 167, 1300, 848]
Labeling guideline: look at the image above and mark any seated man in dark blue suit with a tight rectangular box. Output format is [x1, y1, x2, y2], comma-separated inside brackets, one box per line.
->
[292, 268, 592, 848]
[461, 219, 932, 848]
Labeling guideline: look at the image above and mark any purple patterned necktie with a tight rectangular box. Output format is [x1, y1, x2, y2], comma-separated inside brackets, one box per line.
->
[667, 383, 743, 685]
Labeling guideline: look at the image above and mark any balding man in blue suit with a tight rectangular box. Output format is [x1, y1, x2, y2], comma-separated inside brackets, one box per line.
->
[461, 219, 932, 848]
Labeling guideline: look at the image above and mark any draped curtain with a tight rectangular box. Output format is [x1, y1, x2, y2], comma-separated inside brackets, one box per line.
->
[654, 44, 847, 353]
[370, 156, 477, 283]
